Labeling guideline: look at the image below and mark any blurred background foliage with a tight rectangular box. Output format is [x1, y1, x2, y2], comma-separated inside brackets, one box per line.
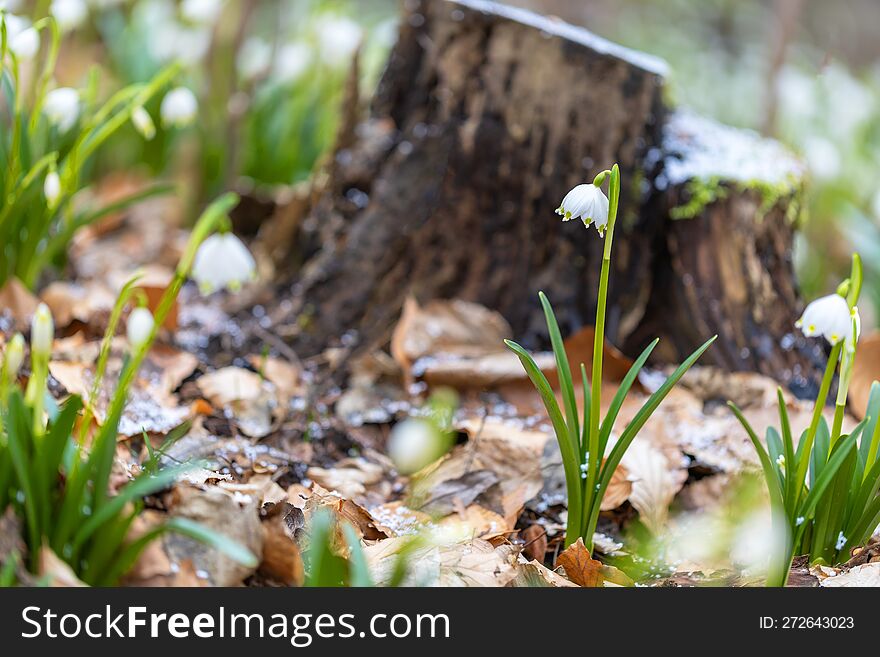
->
[6, 0, 879, 320]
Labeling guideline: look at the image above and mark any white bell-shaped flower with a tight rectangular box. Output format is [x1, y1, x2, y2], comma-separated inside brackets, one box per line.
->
[237, 37, 272, 80]
[126, 307, 155, 349]
[191, 233, 256, 295]
[556, 183, 610, 235]
[31, 303, 54, 357]
[6, 15, 40, 59]
[795, 293, 851, 345]
[50, 0, 88, 32]
[44, 171, 61, 207]
[160, 87, 198, 128]
[131, 105, 156, 140]
[43, 87, 81, 132]
[314, 15, 362, 67]
[273, 42, 311, 83]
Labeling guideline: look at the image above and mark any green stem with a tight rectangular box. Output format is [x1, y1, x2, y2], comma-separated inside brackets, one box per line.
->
[584, 164, 620, 548]
[793, 343, 841, 499]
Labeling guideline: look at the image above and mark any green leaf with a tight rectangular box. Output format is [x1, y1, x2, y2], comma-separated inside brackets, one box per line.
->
[597, 339, 658, 464]
[538, 292, 580, 457]
[342, 523, 373, 588]
[798, 429, 860, 522]
[599, 336, 716, 495]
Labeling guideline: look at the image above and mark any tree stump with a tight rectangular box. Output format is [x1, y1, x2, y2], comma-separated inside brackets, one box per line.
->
[269, 0, 821, 394]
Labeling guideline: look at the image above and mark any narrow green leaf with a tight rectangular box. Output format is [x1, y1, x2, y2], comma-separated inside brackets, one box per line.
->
[539, 292, 580, 454]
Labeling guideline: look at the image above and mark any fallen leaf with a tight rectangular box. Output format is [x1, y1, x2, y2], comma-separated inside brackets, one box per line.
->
[196, 366, 278, 438]
[166, 486, 264, 586]
[41, 280, 115, 330]
[556, 538, 633, 587]
[38, 547, 87, 587]
[521, 524, 548, 561]
[306, 457, 386, 500]
[259, 502, 305, 586]
[0, 277, 39, 330]
[513, 558, 578, 587]
[560, 326, 634, 384]
[820, 563, 880, 587]
[620, 438, 688, 533]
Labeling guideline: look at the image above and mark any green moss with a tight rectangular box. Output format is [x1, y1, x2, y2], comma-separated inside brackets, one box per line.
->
[670, 173, 802, 222]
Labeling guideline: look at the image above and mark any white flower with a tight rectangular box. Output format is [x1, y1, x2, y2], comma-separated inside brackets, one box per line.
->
[313, 15, 362, 67]
[387, 418, 442, 475]
[51, 0, 88, 32]
[44, 171, 61, 206]
[775, 454, 785, 471]
[160, 86, 198, 128]
[43, 87, 81, 132]
[31, 303, 54, 357]
[126, 307, 155, 349]
[556, 183, 610, 235]
[6, 15, 40, 59]
[191, 233, 256, 295]
[795, 293, 851, 345]
[835, 532, 847, 551]
[181, 0, 223, 24]
[237, 37, 272, 80]
[131, 105, 156, 140]
[273, 42, 311, 83]
[3, 333, 25, 376]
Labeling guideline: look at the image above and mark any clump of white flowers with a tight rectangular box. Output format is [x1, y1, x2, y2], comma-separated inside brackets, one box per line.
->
[160, 87, 198, 128]
[555, 172, 610, 235]
[126, 307, 155, 350]
[191, 232, 256, 295]
[181, 0, 224, 25]
[795, 293, 851, 345]
[43, 87, 81, 132]
[131, 105, 156, 140]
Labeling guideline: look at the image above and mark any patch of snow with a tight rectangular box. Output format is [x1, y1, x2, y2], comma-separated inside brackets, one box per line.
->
[659, 109, 804, 187]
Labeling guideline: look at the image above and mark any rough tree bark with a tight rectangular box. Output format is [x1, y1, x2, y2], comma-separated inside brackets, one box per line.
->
[269, 0, 821, 394]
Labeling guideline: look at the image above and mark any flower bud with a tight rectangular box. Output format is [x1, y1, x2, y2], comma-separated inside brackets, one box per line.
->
[43, 87, 81, 132]
[3, 333, 25, 377]
[44, 171, 61, 207]
[31, 303, 54, 357]
[160, 87, 198, 128]
[387, 418, 444, 475]
[126, 307, 155, 350]
[132, 106, 156, 140]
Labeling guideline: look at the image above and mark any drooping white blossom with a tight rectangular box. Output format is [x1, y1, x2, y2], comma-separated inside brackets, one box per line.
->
[44, 171, 61, 206]
[126, 307, 155, 349]
[191, 233, 256, 295]
[5, 15, 40, 59]
[31, 303, 54, 357]
[555, 183, 610, 235]
[43, 87, 81, 132]
[51, 0, 88, 32]
[160, 86, 198, 128]
[795, 293, 851, 345]
[131, 105, 156, 140]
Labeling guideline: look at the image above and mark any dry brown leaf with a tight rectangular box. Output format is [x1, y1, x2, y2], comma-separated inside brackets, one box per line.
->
[38, 547, 87, 587]
[0, 277, 39, 329]
[601, 460, 633, 511]
[620, 438, 688, 533]
[556, 538, 633, 587]
[513, 558, 578, 587]
[123, 511, 206, 587]
[559, 326, 634, 384]
[259, 503, 305, 586]
[303, 487, 388, 542]
[521, 524, 548, 561]
[434, 504, 512, 540]
[41, 281, 115, 330]
[850, 332, 880, 420]
[306, 457, 386, 500]
[166, 486, 263, 586]
[820, 563, 880, 587]
[249, 354, 303, 400]
[369, 501, 433, 537]
[196, 366, 278, 438]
